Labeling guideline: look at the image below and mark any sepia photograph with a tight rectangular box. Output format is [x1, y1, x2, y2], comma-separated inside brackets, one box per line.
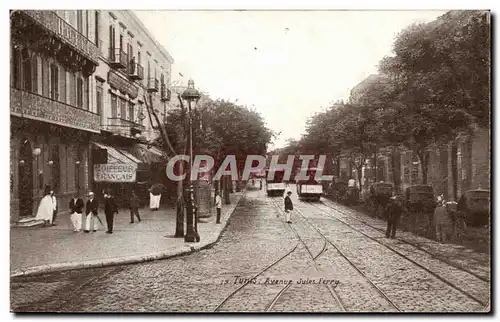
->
[8, 3, 491, 314]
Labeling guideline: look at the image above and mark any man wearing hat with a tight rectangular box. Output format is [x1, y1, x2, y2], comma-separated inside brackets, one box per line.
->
[84, 192, 100, 233]
[284, 191, 294, 224]
[104, 189, 118, 234]
[384, 195, 404, 238]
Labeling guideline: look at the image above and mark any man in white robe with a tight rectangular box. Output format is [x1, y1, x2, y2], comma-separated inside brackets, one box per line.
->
[35, 192, 54, 224]
[85, 192, 100, 233]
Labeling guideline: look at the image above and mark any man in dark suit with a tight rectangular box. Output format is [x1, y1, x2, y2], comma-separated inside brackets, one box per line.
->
[69, 195, 85, 232]
[284, 191, 293, 223]
[384, 195, 404, 238]
[104, 189, 118, 234]
[85, 192, 100, 233]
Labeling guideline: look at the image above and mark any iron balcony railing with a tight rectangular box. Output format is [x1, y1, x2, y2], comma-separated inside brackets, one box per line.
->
[108, 48, 127, 69]
[128, 62, 144, 80]
[105, 117, 145, 137]
[21, 10, 99, 63]
[147, 78, 159, 93]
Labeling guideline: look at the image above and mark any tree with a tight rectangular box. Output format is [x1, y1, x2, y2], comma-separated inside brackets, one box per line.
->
[163, 97, 273, 205]
[376, 11, 489, 183]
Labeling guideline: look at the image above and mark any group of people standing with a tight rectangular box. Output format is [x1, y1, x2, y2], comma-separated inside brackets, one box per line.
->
[35, 186, 136, 234]
[65, 189, 119, 234]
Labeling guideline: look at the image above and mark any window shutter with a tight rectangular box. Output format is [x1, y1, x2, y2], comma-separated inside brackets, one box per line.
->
[59, 67, 66, 103]
[84, 77, 89, 110]
[32, 56, 38, 94]
[77, 77, 83, 108]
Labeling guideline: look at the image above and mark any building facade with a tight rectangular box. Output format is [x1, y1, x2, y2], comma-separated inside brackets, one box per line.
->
[10, 10, 101, 223]
[10, 10, 174, 223]
[91, 10, 173, 206]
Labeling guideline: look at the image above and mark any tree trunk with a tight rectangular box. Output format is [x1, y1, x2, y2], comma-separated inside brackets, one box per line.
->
[214, 180, 219, 203]
[417, 149, 430, 185]
[174, 161, 184, 237]
[391, 150, 402, 194]
[336, 156, 341, 178]
[374, 149, 378, 182]
[223, 175, 231, 204]
[356, 166, 363, 191]
[229, 176, 234, 193]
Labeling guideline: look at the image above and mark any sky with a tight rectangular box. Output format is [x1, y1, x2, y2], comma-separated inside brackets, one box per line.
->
[134, 10, 447, 149]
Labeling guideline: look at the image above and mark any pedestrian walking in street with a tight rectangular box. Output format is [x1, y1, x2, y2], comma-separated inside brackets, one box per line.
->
[104, 189, 118, 234]
[129, 190, 141, 224]
[69, 194, 84, 232]
[215, 191, 222, 224]
[259, 179, 263, 190]
[85, 192, 100, 233]
[35, 185, 55, 225]
[384, 195, 404, 238]
[284, 191, 293, 223]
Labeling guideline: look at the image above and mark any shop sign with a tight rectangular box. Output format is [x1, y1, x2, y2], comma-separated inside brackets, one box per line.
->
[94, 163, 137, 182]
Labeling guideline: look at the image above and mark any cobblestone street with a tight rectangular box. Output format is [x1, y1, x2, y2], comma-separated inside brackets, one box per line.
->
[10, 187, 490, 312]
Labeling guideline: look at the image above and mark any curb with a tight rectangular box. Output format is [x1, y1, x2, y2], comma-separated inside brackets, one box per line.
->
[11, 191, 246, 279]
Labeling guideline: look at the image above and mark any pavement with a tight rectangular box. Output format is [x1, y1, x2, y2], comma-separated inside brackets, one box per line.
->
[10, 187, 490, 312]
[10, 191, 245, 277]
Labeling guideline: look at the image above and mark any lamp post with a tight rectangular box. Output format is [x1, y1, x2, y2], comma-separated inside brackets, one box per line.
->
[33, 148, 41, 191]
[181, 79, 201, 243]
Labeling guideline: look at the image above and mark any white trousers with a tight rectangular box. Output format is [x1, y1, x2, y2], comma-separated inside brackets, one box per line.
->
[285, 210, 292, 222]
[70, 212, 83, 231]
[85, 214, 99, 231]
[150, 193, 161, 209]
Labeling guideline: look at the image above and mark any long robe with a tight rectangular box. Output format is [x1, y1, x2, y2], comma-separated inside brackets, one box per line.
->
[35, 195, 54, 224]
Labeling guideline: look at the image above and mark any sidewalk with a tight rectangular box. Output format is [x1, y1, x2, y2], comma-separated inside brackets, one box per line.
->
[10, 192, 244, 277]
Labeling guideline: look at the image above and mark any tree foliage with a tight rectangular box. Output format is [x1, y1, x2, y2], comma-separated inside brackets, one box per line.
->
[287, 10, 490, 186]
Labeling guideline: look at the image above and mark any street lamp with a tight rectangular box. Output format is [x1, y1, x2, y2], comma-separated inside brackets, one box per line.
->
[33, 147, 41, 190]
[181, 79, 201, 243]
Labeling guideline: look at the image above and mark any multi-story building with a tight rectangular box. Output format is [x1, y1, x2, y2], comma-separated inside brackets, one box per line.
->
[91, 10, 174, 205]
[10, 10, 101, 223]
[10, 10, 174, 224]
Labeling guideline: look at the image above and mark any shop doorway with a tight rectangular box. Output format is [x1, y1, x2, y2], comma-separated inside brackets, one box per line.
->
[18, 138, 33, 217]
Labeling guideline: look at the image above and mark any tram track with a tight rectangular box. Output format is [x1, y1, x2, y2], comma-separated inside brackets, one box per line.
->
[265, 197, 346, 312]
[213, 196, 303, 312]
[301, 200, 488, 308]
[288, 202, 401, 312]
[320, 199, 489, 283]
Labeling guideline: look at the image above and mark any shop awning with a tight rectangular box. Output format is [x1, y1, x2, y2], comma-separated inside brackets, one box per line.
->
[92, 142, 140, 183]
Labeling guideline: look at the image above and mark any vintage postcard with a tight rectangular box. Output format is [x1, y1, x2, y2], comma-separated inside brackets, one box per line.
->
[9, 8, 491, 313]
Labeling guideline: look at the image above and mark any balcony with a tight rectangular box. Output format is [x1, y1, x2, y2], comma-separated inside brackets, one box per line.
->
[104, 117, 145, 138]
[10, 87, 100, 133]
[160, 83, 171, 102]
[17, 10, 99, 64]
[128, 62, 144, 80]
[108, 48, 127, 69]
[147, 78, 159, 93]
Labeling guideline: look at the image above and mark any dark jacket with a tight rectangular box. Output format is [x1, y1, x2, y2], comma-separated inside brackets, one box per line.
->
[130, 195, 140, 209]
[86, 198, 99, 215]
[385, 201, 403, 220]
[104, 196, 118, 215]
[70, 198, 84, 214]
[284, 196, 293, 211]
